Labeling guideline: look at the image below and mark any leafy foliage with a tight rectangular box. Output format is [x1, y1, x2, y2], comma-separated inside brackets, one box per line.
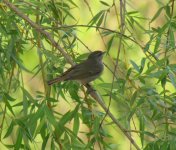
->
[0, 0, 176, 149]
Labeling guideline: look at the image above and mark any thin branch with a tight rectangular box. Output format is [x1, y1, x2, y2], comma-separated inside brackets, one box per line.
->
[45, 24, 142, 47]
[100, 0, 123, 131]
[44, 24, 159, 62]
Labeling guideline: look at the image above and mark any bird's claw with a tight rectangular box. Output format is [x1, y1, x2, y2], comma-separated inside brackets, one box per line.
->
[86, 87, 96, 94]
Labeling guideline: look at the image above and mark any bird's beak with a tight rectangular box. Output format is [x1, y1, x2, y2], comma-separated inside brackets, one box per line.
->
[102, 51, 106, 55]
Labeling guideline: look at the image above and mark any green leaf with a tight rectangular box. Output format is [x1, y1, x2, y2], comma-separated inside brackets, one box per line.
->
[100, 1, 110, 7]
[171, 21, 176, 29]
[51, 138, 56, 150]
[63, 133, 71, 149]
[139, 115, 145, 147]
[3, 144, 14, 149]
[170, 139, 176, 150]
[107, 36, 114, 53]
[4, 93, 16, 101]
[88, 10, 105, 26]
[21, 88, 39, 107]
[55, 104, 80, 138]
[150, 7, 163, 23]
[143, 34, 154, 52]
[129, 97, 146, 120]
[130, 60, 140, 72]
[140, 58, 146, 73]
[145, 58, 166, 74]
[42, 134, 50, 150]
[68, 83, 81, 103]
[68, 129, 85, 149]
[127, 11, 139, 15]
[136, 97, 145, 107]
[160, 22, 169, 33]
[12, 102, 23, 107]
[62, 8, 76, 21]
[35, 117, 45, 136]
[68, 0, 78, 7]
[143, 131, 156, 138]
[126, 68, 132, 79]
[141, 58, 146, 69]
[11, 55, 32, 73]
[3, 97, 15, 116]
[168, 70, 176, 88]
[73, 114, 79, 136]
[130, 90, 138, 106]
[28, 107, 44, 136]
[164, 5, 171, 17]
[161, 76, 167, 88]
[14, 129, 23, 150]
[59, 104, 79, 126]
[47, 97, 58, 103]
[133, 19, 145, 31]
[97, 12, 105, 27]
[154, 34, 161, 52]
[44, 106, 58, 127]
[169, 29, 175, 49]
[93, 117, 100, 135]
[144, 41, 150, 52]
[128, 106, 137, 120]
[4, 121, 15, 139]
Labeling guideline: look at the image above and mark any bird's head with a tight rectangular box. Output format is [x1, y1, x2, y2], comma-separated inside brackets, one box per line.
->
[88, 51, 105, 61]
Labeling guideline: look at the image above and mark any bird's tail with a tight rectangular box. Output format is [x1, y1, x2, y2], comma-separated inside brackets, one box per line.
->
[47, 77, 63, 85]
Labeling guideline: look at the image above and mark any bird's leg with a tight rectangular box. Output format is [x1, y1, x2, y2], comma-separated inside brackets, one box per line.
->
[85, 83, 96, 94]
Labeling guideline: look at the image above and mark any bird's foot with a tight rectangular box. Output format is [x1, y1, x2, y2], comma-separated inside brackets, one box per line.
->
[85, 83, 96, 94]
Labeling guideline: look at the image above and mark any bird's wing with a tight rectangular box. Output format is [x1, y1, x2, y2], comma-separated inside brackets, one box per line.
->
[63, 61, 101, 80]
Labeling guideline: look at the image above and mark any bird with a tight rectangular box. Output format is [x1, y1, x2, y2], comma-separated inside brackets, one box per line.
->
[47, 51, 105, 85]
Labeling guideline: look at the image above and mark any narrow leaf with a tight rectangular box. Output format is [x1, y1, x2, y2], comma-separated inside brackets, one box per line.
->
[97, 13, 105, 27]
[100, 1, 110, 7]
[150, 7, 163, 23]
[88, 10, 105, 26]
[14, 129, 23, 150]
[130, 60, 140, 72]
[107, 36, 114, 53]
[130, 91, 138, 106]
[4, 121, 14, 139]
[139, 115, 145, 147]
[73, 114, 79, 136]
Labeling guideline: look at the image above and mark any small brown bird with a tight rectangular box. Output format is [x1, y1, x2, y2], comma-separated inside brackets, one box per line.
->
[47, 51, 105, 85]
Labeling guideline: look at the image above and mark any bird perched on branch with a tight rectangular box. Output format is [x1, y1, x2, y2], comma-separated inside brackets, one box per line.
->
[47, 51, 105, 85]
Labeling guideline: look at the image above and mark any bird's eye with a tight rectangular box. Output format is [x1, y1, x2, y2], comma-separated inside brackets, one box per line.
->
[98, 52, 102, 56]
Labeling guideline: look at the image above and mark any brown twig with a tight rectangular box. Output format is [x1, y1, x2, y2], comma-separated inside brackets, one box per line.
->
[2, 1, 141, 149]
